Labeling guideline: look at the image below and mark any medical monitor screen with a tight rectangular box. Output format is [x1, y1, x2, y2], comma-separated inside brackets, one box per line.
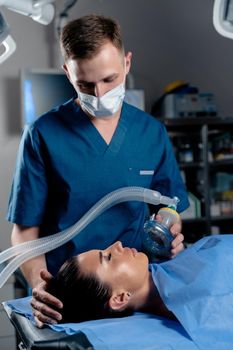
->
[21, 69, 77, 125]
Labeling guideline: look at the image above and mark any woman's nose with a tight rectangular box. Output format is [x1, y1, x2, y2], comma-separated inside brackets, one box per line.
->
[104, 241, 123, 256]
[112, 241, 123, 253]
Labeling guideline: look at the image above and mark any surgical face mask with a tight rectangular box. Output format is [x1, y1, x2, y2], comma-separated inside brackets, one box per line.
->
[78, 83, 125, 118]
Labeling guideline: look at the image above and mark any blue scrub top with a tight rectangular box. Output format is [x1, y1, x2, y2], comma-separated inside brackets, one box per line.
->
[7, 100, 189, 274]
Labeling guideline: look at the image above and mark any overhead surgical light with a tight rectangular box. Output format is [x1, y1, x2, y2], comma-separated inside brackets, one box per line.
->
[213, 0, 233, 39]
[0, 0, 55, 25]
[0, 0, 56, 64]
[0, 11, 16, 64]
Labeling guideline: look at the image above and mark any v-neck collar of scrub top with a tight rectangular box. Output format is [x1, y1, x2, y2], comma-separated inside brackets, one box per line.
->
[72, 100, 131, 156]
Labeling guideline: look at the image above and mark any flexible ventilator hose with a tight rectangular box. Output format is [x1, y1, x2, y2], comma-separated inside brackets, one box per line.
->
[0, 187, 178, 289]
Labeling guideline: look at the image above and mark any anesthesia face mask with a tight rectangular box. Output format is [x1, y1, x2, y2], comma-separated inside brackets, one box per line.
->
[78, 83, 125, 118]
[142, 206, 180, 262]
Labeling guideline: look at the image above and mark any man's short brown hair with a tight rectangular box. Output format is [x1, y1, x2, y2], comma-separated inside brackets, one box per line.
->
[60, 14, 124, 61]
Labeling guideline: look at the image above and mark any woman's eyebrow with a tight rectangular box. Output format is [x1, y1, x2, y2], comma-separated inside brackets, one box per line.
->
[99, 251, 103, 264]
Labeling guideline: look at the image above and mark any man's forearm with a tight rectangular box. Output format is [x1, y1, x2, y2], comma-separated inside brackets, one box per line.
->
[11, 224, 47, 287]
[20, 255, 47, 288]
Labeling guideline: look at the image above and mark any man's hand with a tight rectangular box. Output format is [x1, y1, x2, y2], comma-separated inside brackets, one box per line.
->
[169, 221, 184, 258]
[155, 214, 184, 258]
[11, 224, 63, 327]
[30, 269, 63, 328]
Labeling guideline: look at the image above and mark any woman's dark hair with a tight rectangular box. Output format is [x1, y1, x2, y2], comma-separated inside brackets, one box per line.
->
[60, 14, 124, 61]
[48, 256, 134, 323]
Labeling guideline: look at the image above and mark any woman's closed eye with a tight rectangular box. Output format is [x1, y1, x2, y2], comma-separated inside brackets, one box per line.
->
[104, 253, 112, 262]
[99, 251, 112, 263]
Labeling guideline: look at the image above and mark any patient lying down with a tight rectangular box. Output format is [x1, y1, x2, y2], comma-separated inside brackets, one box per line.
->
[48, 241, 175, 323]
[48, 233, 233, 341]
[45, 235, 233, 350]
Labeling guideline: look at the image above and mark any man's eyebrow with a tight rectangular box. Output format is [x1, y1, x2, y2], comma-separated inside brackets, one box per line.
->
[99, 251, 103, 264]
[103, 73, 118, 80]
[76, 79, 94, 85]
[77, 73, 118, 85]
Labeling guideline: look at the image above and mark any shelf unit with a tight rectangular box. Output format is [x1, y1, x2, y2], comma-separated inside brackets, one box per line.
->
[161, 117, 233, 243]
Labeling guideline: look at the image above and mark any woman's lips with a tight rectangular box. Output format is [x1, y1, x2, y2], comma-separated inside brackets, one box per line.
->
[131, 248, 138, 257]
[124, 247, 138, 257]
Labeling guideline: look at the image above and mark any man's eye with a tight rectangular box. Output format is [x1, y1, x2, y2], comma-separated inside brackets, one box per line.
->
[104, 77, 116, 83]
[108, 253, 112, 261]
[77, 84, 87, 89]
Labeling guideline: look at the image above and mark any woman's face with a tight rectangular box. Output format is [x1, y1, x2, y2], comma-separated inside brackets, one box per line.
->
[77, 241, 149, 293]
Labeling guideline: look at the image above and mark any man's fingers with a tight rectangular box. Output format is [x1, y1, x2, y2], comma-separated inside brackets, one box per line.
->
[30, 298, 62, 322]
[40, 269, 53, 283]
[171, 233, 184, 250]
[170, 233, 184, 258]
[33, 309, 59, 326]
[32, 288, 63, 309]
[170, 230, 184, 245]
[155, 214, 162, 222]
[171, 233, 184, 247]
[170, 222, 182, 235]
[33, 315, 44, 328]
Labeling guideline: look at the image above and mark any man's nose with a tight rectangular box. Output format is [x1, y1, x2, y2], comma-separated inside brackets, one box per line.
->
[94, 84, 105, 97]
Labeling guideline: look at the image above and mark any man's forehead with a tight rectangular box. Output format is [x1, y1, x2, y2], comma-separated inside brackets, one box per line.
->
[68, 44, 124, 68]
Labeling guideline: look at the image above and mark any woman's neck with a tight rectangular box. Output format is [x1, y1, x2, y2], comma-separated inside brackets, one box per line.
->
[137, 272, 176, 320]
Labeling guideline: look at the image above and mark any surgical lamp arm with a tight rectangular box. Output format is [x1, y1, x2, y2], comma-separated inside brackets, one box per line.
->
[0, 0, 56, 25]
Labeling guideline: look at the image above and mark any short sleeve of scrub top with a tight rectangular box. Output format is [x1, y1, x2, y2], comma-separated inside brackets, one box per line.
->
[7, 124, 48, 226]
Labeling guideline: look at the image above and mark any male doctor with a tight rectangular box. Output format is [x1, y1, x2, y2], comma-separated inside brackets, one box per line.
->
[7, 14, 189, 326]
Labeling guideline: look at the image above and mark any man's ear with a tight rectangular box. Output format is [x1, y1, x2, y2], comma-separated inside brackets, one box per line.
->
[109, 291, 131, 311]
[125, 51, 132, 75]
[62, 64, 71, 81]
